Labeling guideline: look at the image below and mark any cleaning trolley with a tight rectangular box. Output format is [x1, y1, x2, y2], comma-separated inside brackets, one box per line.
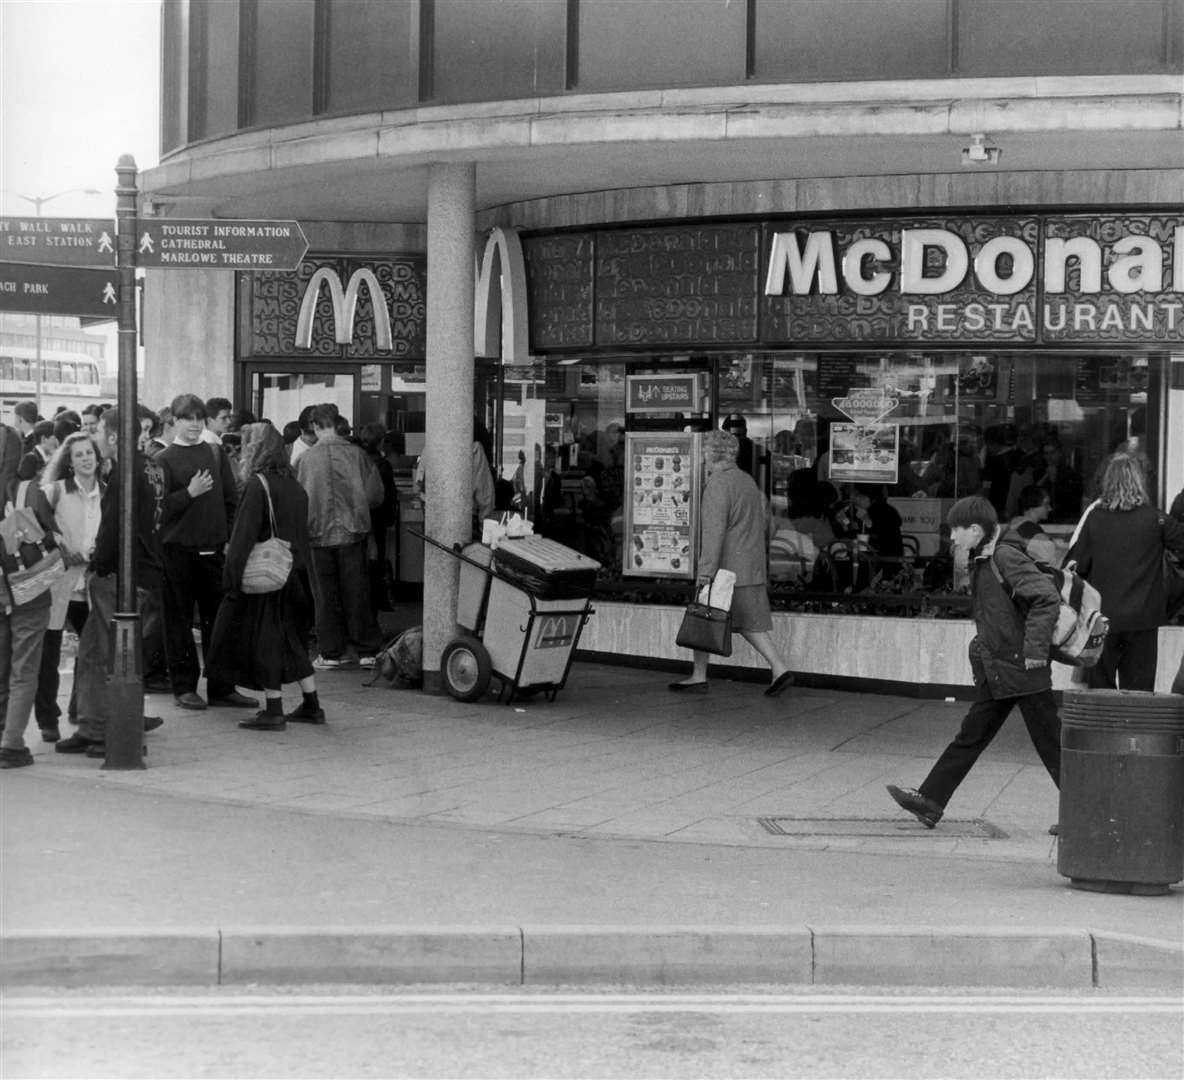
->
[417, 531, 599, 703]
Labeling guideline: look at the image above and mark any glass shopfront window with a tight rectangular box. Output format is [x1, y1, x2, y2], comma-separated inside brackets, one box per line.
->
[491, 351, 1166, 612]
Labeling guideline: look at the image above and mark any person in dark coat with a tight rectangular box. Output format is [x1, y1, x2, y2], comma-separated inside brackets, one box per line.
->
[1067, 452, 1184, 691]
[668, 429, 793, 697]
[205, 423, 322, 731]
[886, 496, 1062, 828]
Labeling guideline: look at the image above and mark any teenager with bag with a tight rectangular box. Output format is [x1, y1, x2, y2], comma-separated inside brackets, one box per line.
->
[668, 428, 793, 697]
[205, 423, 321, 731]
[886, 496, 1063, 828]
[1067, 453, 1184, 691]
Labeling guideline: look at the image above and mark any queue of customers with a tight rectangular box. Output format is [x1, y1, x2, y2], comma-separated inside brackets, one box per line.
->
[0, 395, 398, 769]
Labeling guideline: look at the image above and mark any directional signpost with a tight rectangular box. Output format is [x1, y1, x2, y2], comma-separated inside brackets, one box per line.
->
[0, 216, 117, 267]
[0, 165, 315, 773]
[135, 217, 308, 269]
[0, 263, 119, 317]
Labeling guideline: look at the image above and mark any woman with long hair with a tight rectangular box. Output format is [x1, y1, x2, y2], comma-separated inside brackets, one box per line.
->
[34, 431, 105, 742]
[1068, 452, 1184, 690]
[205, 422, 322, 730]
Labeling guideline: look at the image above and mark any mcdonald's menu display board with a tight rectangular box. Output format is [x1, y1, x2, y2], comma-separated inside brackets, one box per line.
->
[623, 432, 700, 579]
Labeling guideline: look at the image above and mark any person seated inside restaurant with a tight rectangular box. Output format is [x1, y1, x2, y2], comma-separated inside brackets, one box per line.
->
[830, 484, 904, 557]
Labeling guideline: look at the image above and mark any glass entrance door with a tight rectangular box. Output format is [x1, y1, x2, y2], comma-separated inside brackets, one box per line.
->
[247, 369, 357, 432]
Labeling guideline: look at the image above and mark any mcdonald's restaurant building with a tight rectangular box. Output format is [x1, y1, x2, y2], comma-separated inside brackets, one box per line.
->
[142, 0, 1184, 694]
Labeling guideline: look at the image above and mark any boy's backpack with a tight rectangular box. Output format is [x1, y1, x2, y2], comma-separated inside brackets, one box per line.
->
[989, 555, 1108, 667]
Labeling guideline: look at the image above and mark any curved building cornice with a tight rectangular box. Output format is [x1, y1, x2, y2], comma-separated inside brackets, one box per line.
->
[142, 76, 1184, 225]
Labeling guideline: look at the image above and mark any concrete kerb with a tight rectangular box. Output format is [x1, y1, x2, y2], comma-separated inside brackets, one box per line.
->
[3, 926, 1180, 990]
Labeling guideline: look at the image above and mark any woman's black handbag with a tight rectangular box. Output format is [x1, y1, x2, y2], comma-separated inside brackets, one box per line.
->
[676, 601, 733, 656]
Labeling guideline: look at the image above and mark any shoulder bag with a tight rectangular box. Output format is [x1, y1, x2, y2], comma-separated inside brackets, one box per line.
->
[0, 481, 66, 606]
[240, 475, 293, 594]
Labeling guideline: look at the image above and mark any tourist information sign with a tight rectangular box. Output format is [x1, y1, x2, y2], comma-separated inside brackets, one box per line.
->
[0, 217, 116, 268]
[0, 264, 119, 317]
[135, 218, 309, 269]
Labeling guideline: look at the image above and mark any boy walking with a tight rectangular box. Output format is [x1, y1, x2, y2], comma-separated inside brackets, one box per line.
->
[887, 496, 1062, 828]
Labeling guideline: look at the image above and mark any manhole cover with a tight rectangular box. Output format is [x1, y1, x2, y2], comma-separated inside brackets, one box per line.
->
[757, 817, 1007, 839]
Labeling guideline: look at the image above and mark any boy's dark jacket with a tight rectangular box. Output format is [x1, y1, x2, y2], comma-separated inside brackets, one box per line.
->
[968, 525, 1060, 699]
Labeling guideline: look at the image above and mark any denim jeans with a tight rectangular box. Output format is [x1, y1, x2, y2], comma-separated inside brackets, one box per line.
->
[73, 574, 117, 742]
[309, 539, 384, 659]
[0, 602, 52, 752]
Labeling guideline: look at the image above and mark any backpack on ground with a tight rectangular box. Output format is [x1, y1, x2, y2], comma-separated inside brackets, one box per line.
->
[989, 555, 1108, 667]
[365, 626, 423, 688]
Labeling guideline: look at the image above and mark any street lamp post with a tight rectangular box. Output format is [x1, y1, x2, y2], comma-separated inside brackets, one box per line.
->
[8, 187, 102, 416]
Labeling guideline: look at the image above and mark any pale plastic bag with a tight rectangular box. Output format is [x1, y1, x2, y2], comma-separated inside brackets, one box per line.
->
[696, 569, 736, 611]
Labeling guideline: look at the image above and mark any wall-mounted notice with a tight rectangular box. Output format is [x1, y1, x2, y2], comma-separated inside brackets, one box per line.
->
[828, 422, 900, 485]
[623, 431, 699, 579]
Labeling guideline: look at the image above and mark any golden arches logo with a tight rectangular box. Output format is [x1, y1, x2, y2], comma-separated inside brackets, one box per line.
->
[295, 267, 393, 350]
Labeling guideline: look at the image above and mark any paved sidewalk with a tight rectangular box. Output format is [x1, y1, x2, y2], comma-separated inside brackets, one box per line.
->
[2, 659, 1181, 989]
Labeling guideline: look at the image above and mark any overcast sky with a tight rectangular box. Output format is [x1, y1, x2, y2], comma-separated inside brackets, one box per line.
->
[1, 0, 160, 220]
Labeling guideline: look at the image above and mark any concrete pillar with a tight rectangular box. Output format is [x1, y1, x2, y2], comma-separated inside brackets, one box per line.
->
[422, 162, 476, 690]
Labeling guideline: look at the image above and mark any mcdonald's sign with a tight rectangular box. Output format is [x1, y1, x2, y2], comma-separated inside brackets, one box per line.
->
[295, 267, 392, 350]
[293, 227, 529, 362]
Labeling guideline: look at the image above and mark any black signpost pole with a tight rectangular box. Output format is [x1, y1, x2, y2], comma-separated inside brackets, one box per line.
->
[103, 154, 145, 770]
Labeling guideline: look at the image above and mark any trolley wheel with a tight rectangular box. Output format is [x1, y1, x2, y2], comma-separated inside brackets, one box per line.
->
[440, 635, 492, 702]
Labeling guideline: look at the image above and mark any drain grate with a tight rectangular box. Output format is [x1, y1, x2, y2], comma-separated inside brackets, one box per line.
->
[757, 817, 1007, 839]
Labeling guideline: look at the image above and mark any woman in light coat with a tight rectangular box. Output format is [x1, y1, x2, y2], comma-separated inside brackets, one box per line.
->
[669, 429, 794, 696]
[35, 431, 105, 741]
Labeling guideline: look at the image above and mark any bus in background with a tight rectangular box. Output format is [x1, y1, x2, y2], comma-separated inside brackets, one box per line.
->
[0, 313, 109, 423]
[0, 346, 103, 421]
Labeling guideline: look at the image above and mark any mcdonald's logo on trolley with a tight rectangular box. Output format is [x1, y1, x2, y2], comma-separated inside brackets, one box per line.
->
[535, 614, 578, 650]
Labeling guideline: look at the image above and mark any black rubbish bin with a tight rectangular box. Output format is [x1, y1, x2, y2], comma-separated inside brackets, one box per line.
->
[1058, 689, 1184, 896]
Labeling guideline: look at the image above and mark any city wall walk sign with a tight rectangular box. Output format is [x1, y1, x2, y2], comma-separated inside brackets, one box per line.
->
[0, 217, 116, 268]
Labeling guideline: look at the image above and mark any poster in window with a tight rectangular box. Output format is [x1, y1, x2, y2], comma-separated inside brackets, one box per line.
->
[622, 431, 699, 579]
[828, 423, 900, 485]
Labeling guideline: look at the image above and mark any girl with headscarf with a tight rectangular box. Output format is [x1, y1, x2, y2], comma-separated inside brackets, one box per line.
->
[205, 422, 322, 729]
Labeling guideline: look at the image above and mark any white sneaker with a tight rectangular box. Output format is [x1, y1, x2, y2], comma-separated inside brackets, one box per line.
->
[313, 655, 352, 670]
[358, 655, 377, 669]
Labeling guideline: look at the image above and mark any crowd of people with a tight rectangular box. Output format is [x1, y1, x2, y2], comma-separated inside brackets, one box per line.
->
[0, 395, 401, 769]
[0, 397, 1181, 786]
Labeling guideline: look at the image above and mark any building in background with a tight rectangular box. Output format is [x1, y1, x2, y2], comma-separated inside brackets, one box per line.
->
[141, 0, 1184, 691]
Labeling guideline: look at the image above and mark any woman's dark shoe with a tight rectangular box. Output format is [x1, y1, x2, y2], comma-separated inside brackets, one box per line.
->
[668, 681, 709, 694]
[283, 705, 326, 724]
[886, 784, 943, 828]
[764, 671, 795, 698]
[0, 747, 34, 769]
[239, 712, 287, 731]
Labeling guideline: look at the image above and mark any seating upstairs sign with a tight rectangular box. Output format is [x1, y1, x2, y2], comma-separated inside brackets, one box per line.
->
[135, 218, 309, 269]
[0, 217, 116, 268]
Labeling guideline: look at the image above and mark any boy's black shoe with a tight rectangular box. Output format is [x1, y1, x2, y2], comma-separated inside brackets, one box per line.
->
[283, 704, 326, 724]
[0, 747, 34, 769]
[886, 784, 943, 828]
[56, 734, 102, 754]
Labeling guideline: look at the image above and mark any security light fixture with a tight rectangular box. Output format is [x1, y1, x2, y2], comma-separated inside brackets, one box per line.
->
[961, 134, 1002, 166]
